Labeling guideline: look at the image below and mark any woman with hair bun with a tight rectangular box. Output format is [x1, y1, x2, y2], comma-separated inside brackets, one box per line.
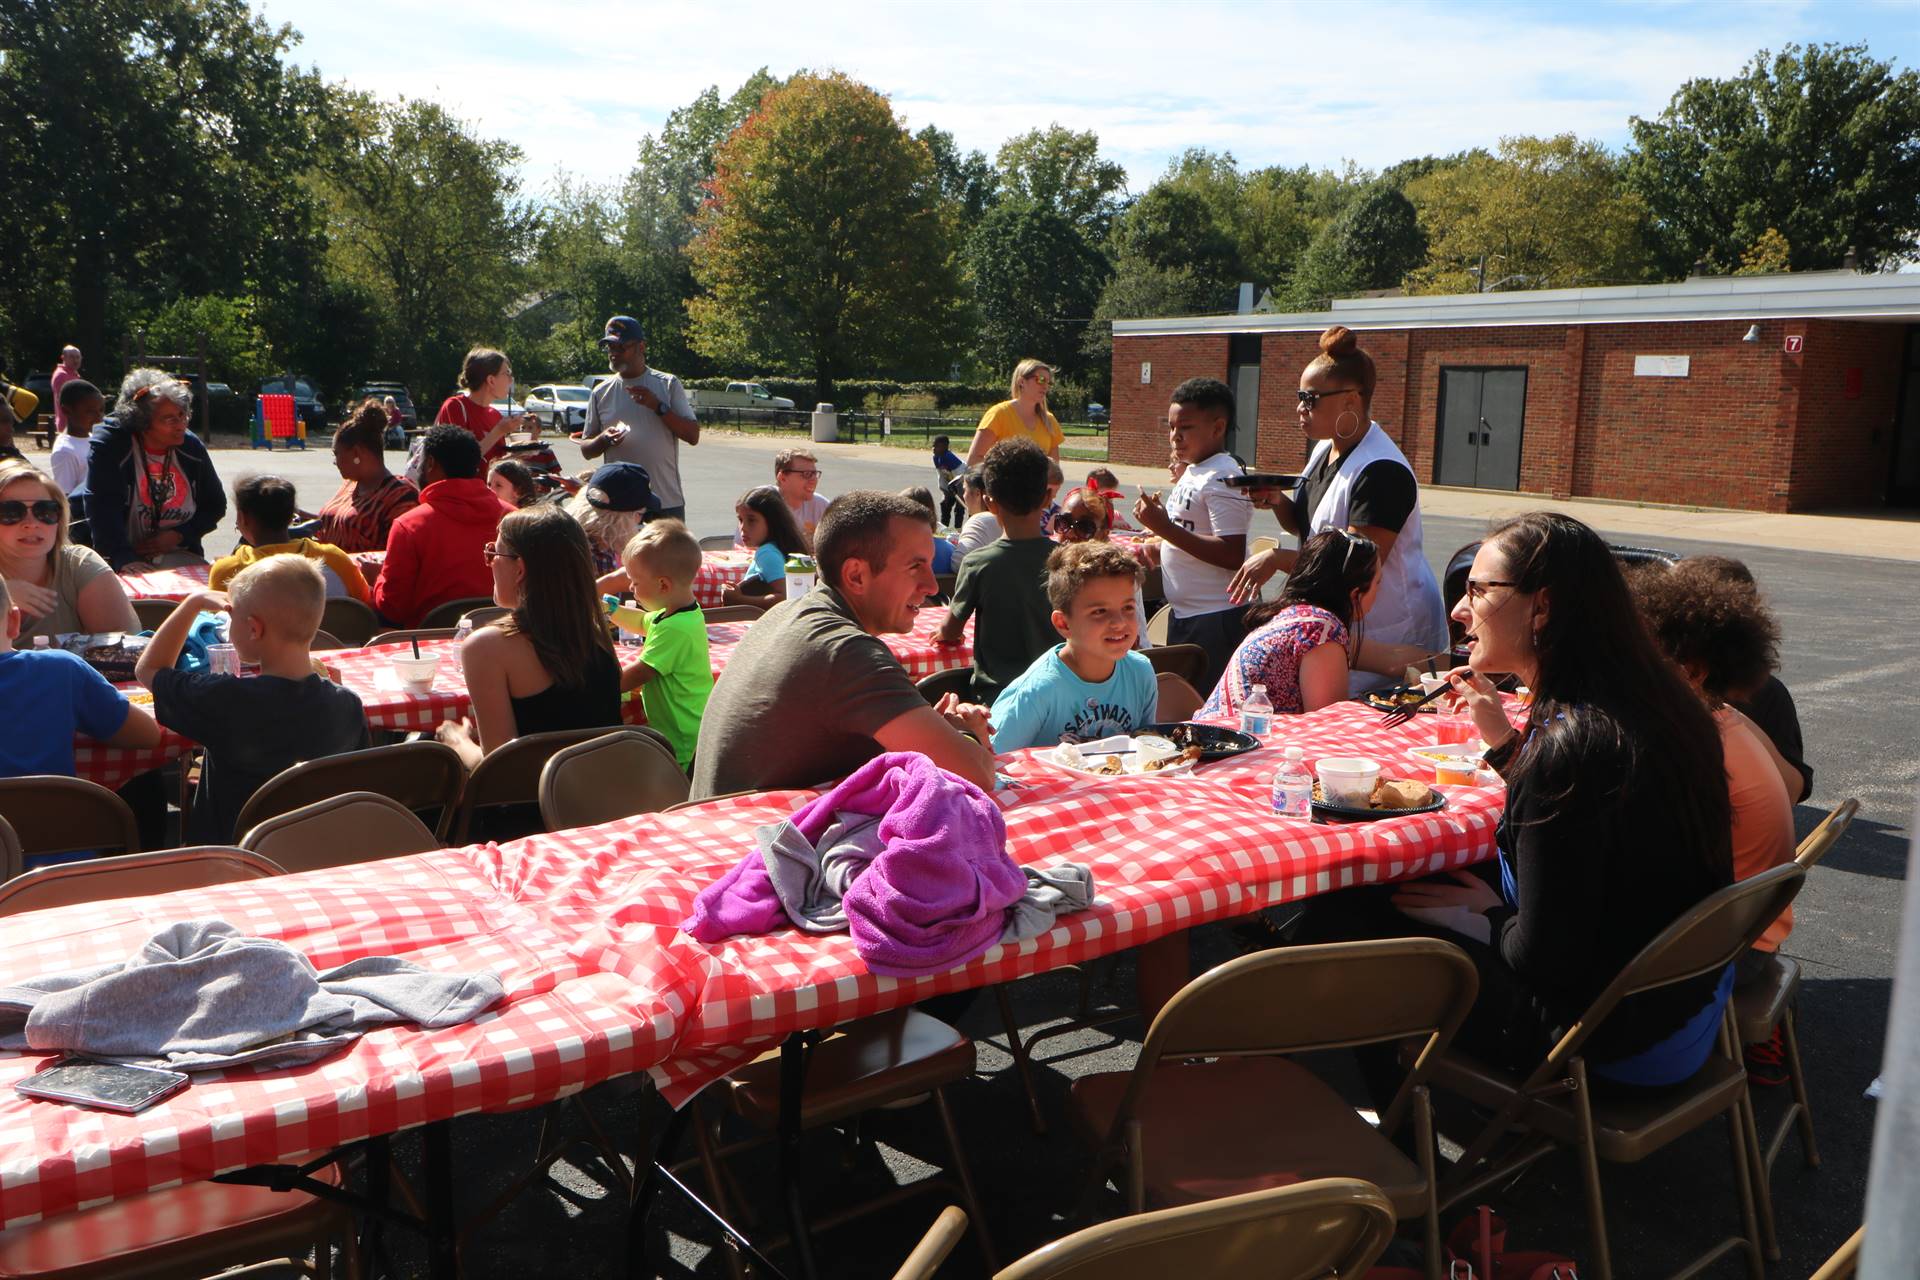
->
[435, 347, 528, 462]
[311, 399, 419, 552]
[1229, 325, 1446, 690]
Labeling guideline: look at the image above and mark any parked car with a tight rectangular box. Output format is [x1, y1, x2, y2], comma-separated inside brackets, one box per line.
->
[1086, 402, 1108, 424]
[257, 375, 328, 433]
[355, 382, 418, 430]
[524, 383, 591, 431]
[688, 381, 796, 411]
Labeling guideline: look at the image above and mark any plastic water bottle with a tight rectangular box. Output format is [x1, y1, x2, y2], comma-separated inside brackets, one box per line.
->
[452, 618, 473, 642]
[1240, 683, 1274, 737]
[1272, 746, 1313, 818]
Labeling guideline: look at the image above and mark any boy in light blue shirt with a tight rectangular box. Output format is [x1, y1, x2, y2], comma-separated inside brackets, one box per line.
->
[990, 541, 1158, 751]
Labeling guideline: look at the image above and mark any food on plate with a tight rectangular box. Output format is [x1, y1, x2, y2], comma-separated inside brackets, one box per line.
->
[1095, 755, 1125, 775]
[1143, 744, 1204, 771]
[1372, 779, 1434, 809]
[1364, 685, 1430, 710]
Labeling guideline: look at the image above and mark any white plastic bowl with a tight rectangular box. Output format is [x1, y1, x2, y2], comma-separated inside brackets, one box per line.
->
[1316, 756, 1381, 807]
[391, 654, 440, 696]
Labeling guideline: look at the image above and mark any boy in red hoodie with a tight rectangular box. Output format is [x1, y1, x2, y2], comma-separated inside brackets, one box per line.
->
[372, 425, 511, 627]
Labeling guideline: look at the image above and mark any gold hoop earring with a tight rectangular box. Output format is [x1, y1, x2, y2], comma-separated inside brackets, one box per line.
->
[1334, 411, 1361, 439]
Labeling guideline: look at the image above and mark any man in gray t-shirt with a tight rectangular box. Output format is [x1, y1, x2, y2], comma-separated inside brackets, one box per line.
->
[581, 315, 698, 518]
[691, 492, 998, 800]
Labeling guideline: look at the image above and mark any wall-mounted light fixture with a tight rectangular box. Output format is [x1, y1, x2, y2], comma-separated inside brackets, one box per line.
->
[1742, 324, 1762, 343]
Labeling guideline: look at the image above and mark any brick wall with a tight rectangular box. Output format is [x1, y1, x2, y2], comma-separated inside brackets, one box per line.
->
[1782, 320, 1903, 509]
[1108, 336, 1229, 468]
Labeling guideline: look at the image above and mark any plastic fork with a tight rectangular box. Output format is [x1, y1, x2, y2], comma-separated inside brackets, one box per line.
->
[1380, 674, 1468, 729]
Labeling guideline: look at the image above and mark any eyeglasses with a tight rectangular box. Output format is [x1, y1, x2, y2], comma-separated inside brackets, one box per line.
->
[1054, 515, 1099, 539]
[1463, 578, 1520, 604]
[0, 499, 61, 526]
[1296, 388, 1359, 409]
[783, 469, 821, 479]
[482, 543, 520, 564]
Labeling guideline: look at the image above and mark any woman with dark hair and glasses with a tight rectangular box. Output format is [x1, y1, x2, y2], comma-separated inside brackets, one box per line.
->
[0, 458, 140, 643]
[85, 368, 228, 570]
[435, 504, 621, 774]
[1201, 530, 1431, 720]
[1228, 326, 1445, 690]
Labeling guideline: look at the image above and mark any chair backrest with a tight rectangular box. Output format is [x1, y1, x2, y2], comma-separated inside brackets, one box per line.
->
[420, 596, 496, 629]
[1144, 603, 1171, 647]
[538, 730, 689, 830]
[319, 596, 380, 646]
[453, 727, 621, 843]
[701, 605, 765, 624]
[461, 605, 512, 629]
[917, 667, 974, 708]
[233, 740, 467, 843]
[0, 816, 21, 885]
[1130, 938, 1478, 1134]
[366, 627, 457, 647]
[0, 776, 141, 859]
[993, 1177, 1396, 1280]
[1807, 1225, 1863, 1280]
[240, 792, 440, 872]
[698, 534, 737, 551]
[1154, 672, 1204, 722]
[1795, 798, 1858, 870]
[310, 628, 344, 652]
[1141, 643, 1208, 689]
[664, 788, 761, 812]
[130, 597, 176, 630]
[0, 846, 284, 916]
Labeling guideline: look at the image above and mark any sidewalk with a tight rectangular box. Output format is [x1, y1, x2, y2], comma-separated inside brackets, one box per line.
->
[718, 431, 1920, 563]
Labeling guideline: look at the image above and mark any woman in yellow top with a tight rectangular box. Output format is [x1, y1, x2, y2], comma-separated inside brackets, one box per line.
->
[965, 358, 1063, 467]
[208, 475, 372, 604]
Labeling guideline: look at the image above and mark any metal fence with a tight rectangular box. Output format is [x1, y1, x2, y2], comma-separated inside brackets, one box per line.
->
[692, 404, 1107, 454]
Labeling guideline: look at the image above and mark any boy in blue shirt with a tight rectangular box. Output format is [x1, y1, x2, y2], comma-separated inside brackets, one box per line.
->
[0, 578, 163, 779]
[990, 541, 1158, 751]
[931, 434, 965, 526]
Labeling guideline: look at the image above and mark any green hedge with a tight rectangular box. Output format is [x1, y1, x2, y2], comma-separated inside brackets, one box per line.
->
[683, 376, 1009, 411]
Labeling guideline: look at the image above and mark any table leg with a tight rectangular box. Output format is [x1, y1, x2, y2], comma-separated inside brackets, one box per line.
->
[778, 1033, 819, 1280]
[363, 1136, 392, 1278]
[1134, 928, 1192, 1025]
[423, 1120, 459, 1280]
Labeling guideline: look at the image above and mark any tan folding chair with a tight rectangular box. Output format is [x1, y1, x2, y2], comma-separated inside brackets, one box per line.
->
[1153, 673, 1203, 722]
[538, 730, 687, 830]
[700, 604, 767, 623]
[1144, 603, 1171, 646]
[366, 627, 457, 647]
[698, 534, 738, 551]
[1069, 938, 1477, 1280]
[451, 727, 621, 843]
[0, 776, 141, 860]
[130, 596, 178, 630]
[1807, 1225, 1863, 1280]
[0, 846, 284, 916]
[0, 844, 354, 1280]
[664, 789, 762, 812]
[0, 815, 22, 885]
[319, 596, 379, 646]
[1140, 643, 1207, 689]
[241, 792, 441, 872]
[310, 628, 344, 652]
[419, 596, 495, 629]
[459, 605, 511, 630]
[1732, 797, 1859, 1254]
[234, 740, 465, 843]
[994, 1176, 1396, 1280]
[1431, 861, 1807, 1280]
[916, 667, 973, 707]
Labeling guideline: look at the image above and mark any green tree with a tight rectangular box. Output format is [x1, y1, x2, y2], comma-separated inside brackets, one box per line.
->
[136, 296, 274, 391]
[1627, 43, 1920, 273]
[1283, 184, 1427, 307]
[967, 200, 1112, 379]
[0, 0, 332, 384]
[1084, 255, 1218, 376]
[1736, 228, 1793, 276]
[995, 125, 1128, 241]
[1405, 135, 1653, 294]
[515, 173, 653, 382]
[917, 126, 1000, 225]
[313, 95, 541, 399]
[687, 72, 968, 401]
[1111, 185, 1243, 306]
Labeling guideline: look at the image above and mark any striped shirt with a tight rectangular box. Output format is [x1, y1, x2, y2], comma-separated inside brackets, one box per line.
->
[314, 473, 418, 553]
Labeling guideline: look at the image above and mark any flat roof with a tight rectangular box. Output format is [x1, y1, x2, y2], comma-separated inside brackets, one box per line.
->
[1111, 270, 1920, 336]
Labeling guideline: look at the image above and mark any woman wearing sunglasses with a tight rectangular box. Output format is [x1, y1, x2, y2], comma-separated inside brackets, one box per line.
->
[84, 368, 227, 571]
[0, 458, 140, 644]
[1228, 326, 1445, 691]
[1051, 485, 1148, 648]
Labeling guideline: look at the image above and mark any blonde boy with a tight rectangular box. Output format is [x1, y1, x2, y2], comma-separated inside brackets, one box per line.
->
[617, 519, 712, 768]
[136, 556, 368, 842]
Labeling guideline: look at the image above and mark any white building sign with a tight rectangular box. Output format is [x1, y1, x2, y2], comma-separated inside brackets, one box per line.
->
[1633, 355, 1691, 378]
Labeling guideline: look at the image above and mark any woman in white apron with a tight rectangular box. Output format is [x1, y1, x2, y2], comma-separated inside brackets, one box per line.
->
[1228, 325, 1447, 693]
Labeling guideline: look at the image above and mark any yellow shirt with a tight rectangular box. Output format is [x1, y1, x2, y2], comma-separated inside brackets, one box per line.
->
[4, 384, 37, 424]
[209, 539, 372, 603]
[978, 400, 1063, 455]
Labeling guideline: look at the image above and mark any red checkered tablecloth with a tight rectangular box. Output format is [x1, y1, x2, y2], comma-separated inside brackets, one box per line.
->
[692, 551, 752, 608]
[116, 564, 211, 602]
[72, 726, 194, 792]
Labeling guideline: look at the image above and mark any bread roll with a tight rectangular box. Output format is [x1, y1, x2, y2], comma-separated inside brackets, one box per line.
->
[1371, 779, 1433, 809]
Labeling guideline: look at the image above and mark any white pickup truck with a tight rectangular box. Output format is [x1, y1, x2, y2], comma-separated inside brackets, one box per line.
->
[689, 381, 796, 411]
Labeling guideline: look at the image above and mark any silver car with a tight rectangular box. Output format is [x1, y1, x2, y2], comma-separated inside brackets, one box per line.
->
[524, 383, 591, 430]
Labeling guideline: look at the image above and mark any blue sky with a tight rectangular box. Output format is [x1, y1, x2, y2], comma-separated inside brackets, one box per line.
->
[256, 0, 1920, 198]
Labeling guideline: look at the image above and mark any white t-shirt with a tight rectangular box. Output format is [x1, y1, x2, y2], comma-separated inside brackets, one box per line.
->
[949, 512, 1002, 564]
[583, 368, 695, 509]
[790, 493, 828, 535]
[1158, 451, 1251, 618]
[49, 432, 91, 494]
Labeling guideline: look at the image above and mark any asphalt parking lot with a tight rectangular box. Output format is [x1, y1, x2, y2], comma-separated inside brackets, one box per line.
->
[155, 429, 1920, 1276]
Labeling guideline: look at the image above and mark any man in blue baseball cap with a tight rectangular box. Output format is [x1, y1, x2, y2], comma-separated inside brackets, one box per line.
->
[580, 314, 698, 520]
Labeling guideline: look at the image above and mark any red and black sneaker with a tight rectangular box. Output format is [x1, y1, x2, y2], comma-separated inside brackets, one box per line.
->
[1744, 1026, 1789, 1087]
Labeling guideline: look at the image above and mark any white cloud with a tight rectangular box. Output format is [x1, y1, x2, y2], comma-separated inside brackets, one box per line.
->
[259, 0, 1902, 194]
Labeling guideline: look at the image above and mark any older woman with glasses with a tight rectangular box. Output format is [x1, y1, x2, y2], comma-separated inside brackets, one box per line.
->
[84, 369, 228, 571]
[1228, 326, 1445, 690]
[0, 457, 140, 643]
[965, 358, 1064, 468]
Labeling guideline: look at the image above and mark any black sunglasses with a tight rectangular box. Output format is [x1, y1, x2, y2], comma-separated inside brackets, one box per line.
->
[0, 499, 61, 526]
[1054, 515, 1099, 538]
[1297, 388, 1360, 409]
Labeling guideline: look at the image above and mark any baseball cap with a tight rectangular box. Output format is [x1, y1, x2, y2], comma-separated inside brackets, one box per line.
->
[585, 462, 658, 514]
[598, 316, 646, 347]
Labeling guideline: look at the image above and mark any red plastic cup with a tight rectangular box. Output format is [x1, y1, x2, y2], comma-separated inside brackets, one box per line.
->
[1434, 714, 1475, 745]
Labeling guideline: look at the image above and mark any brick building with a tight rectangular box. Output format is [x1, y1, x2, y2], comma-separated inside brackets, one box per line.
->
[1110, 271, 1920, 513]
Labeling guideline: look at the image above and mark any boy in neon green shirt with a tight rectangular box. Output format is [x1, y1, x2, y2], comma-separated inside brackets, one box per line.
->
[616, 519, 711, 768]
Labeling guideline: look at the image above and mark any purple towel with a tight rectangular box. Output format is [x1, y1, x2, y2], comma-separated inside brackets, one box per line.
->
[682, 753, 1024, 977]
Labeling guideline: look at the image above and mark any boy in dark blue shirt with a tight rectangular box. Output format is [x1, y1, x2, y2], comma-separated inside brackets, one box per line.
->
[0, 578, 163, 778]
[931, 435, 965, 527]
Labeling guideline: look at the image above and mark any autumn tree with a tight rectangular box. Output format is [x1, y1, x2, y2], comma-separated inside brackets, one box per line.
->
[1405, 135, 1653, 294]
[1627, 43, 1920, 273]
[687, 72, 968, 401]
